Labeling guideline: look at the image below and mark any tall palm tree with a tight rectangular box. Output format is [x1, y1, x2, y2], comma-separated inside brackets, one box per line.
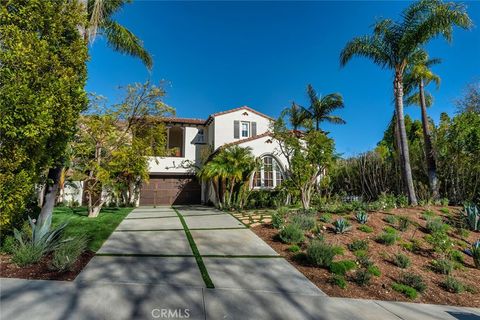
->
[404, 50, 441, 199]
[281, 102, 307, 130]
[340, 0, 472, 205]
[39, 0, 153, 226]
[304, 84, 345, 131]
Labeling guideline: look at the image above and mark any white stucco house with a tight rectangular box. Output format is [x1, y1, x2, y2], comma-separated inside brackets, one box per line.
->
[63, 106, 288, 206]
[140, 106, 287, 206]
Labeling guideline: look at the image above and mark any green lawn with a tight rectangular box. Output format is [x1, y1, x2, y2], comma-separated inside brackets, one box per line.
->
[52, 206, 132, 252]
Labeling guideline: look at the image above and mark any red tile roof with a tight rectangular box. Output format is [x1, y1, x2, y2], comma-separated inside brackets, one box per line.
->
[206, 106, 274, 124]
[158, 117, 206, 125]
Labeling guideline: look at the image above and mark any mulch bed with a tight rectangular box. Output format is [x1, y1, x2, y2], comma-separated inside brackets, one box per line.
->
[0, 251, 95, 281]
[251, 206, 480, 307]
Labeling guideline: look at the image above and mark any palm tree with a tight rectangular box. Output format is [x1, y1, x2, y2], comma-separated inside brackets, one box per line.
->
[304, 84, 345, 131]
[281, 102, 307, 130]
[38, 0, 153, 226]
[340, 0, 472, 205]
[198, 146, 257, 208]
[404, 50, 441, 199]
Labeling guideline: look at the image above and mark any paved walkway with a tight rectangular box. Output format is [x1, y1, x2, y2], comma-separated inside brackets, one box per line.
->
[1, 206, 479, 320]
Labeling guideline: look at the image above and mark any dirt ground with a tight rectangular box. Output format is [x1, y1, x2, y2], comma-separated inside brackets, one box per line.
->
[251, 206, 480, 307]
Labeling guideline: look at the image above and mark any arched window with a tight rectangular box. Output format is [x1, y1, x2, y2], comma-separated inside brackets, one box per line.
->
[253, 156, 283, 189]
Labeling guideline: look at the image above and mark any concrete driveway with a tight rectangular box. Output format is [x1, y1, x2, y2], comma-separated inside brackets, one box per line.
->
[75, 205, 323, 295]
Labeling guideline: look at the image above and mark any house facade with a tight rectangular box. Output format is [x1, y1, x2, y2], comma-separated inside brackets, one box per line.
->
[141, 106, 287, 206]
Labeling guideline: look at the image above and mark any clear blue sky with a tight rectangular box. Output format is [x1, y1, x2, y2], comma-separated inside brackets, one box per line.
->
[86, 1, 480, 157]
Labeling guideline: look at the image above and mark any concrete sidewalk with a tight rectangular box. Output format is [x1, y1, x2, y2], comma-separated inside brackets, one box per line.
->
[1, 278, 479, 320]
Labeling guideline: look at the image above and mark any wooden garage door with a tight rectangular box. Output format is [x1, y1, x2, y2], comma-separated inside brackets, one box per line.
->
[139, 175, 201, 206]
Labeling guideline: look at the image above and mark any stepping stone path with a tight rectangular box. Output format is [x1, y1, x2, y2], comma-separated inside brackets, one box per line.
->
[230, 209, 274, 227]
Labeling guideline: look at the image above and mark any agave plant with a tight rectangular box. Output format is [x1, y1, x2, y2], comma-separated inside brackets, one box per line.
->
[14, 216, 69, 255]
[355, 211, 369, 224]
[466, 240, 480, 269]
[333, 218, 352, 234]
[464, 204, 480, 231]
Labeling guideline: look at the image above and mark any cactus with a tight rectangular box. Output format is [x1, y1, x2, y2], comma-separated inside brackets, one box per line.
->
[464, 204, 480, 231]
[333, 218, 352, 234]
[355, 211, 369, 224]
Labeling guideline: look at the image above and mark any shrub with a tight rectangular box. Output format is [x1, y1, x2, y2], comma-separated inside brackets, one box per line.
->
[355, 211, 369, 224]
[354, 268, 372, 286]
[329, 260, 356, 276]
[425, 231, 454, 254]
[288, 244, 300, 253]
[348, 239, 369, 252]
[1, 235, 16, 254]
[307, 239, 343, 268]
[383, 226, 397, 234]
[391, 283, 418, 299]
[440, 208, 450, 214]
[399, 273, 426, 293]
[291, 214, 316, 231]
[271, 213, 284, 229]
[279, 224, 304, 244]
[422, 210, 435, 220]
[319, 213, 333, 223]
[11, 244, 45, 266]
[397, 216, 410, 232]
[429, 259, 453, 275]
[397, 195, 409, 208]
[393, 254, 411, 269]
[441, 276, 464, 293]
[51, 235, 88, 271]
[401, 239, 422, 253]
[356, 254, 373, 268]
[333, 218, 352, 234]
[426, 217, 449, 234]
[367, 265, 381, 277]
[377, 193, 397, 210]
[358, 225, 373, 233]
[450, 250, 464, 264]
[384, 215, 397, 224]
[331, 274, 347, 289]
[376, 232, 398, 246]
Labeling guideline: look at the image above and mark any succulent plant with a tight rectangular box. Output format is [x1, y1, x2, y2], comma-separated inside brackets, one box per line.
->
[466, 240, 480, 269]
[464, 204, 480, 231]
[355, 211, 369, 224]
[333, 218, 352, 234]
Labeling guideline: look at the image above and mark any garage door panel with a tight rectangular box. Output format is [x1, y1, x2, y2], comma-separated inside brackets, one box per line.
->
[139, 175, 201, 206]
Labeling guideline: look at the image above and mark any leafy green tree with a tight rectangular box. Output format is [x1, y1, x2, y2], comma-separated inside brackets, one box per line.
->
[39, 0, 153, 227]
[340, 0, 472, 205]
[273, 119, 335, 209]
[72, 82, 172, 217]
[403, 50, 441, 198]
[303, 84, 345, 131]
[0, 0, 88, 231]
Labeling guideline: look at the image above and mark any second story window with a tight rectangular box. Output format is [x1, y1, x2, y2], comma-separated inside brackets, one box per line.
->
[196, 128, 204, 143]
[241, 121, 250, 138]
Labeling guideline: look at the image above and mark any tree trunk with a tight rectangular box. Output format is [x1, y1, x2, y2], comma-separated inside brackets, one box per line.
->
[300, 188, 311, 210]
[37, 166, 62, 229]
[394, 72, 418, 205]
[393, 111, 405, 193]
[418, 80, 439, 199]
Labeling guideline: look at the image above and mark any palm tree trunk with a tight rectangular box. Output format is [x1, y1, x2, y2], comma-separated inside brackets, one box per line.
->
[394, 72, 418, 205]
[418, 80, 439, 199]
[393, 111, 405, 193]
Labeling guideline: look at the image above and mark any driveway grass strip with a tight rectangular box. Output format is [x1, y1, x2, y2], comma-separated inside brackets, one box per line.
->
[174, 207, 215, 289]
[95, 253, 196, 257]
[114, 228, 184, 232]
[125, 216, 178, 220]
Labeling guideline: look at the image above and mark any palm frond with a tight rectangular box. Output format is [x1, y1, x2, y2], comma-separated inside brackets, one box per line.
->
[405, 91, 433, 107]
[102, 19, 153, 69]
[324, 115, 347, 125]
[340, 35, 392, 69]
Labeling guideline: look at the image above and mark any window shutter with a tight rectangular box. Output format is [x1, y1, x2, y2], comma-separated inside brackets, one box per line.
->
[234, 120, 239, 139]
[251, 122, 257, 136]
